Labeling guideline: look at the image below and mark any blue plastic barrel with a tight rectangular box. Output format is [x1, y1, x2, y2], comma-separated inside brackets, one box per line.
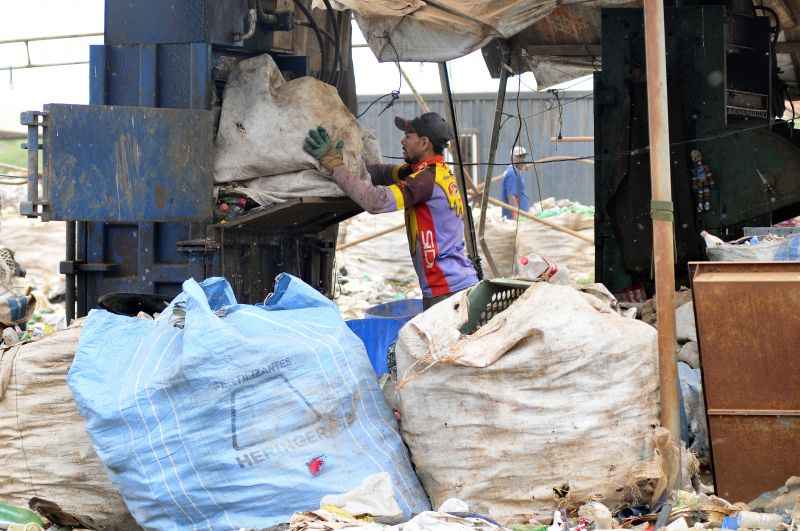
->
[364, 299, 424, 320]
[347, 299, 423, 376]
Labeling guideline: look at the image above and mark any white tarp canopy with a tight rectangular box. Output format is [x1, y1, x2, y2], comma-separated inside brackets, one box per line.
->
[322, 0, 800, 93]
[316, 0, 581, 62]
[314, 0, 634, 87]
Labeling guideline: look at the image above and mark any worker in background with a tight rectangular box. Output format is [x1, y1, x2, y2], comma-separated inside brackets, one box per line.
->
[303, 112, 478, 310]
[501, 146, 531, 219]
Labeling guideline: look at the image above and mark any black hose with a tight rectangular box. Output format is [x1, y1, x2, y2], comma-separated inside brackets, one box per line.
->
[321, 0, 342, 87]
[297, 21, 336, 47]
[291, 0, 328, 83]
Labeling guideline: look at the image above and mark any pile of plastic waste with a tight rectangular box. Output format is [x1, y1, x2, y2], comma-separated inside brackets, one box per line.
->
[335, 210, 420, 320]
[701, 230, 800, 262]
[0, 212, 67, 348]
[4, 480, 799, 531]
[0, 258, 66, 348]
[1, 271, 798, 531]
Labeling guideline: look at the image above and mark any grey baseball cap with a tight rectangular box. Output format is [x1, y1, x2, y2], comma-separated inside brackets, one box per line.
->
[394, 112, 453, 146]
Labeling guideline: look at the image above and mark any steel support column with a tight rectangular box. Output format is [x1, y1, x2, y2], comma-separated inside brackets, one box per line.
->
[478, 58, 510, 278]
[438, 62, 482, 277]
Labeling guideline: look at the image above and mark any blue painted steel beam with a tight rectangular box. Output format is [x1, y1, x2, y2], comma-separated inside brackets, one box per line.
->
[43, 103, 214, 222]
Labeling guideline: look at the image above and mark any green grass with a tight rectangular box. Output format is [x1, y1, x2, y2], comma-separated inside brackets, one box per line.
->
[0, 138, 27, 170]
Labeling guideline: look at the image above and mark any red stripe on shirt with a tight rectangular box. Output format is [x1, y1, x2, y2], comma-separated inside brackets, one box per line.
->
[415, 203, 450, 297]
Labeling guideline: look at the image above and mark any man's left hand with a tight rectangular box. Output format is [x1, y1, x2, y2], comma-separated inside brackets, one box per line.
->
[303, 126, 345, 172]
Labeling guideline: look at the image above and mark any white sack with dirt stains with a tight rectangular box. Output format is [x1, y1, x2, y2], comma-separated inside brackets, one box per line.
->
[214, 53, 372, 202]
[394, 281, 660, 523]
[0, 321, 138, 530]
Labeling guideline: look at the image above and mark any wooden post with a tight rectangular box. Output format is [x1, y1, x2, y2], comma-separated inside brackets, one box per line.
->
[644, 0, 681, 442]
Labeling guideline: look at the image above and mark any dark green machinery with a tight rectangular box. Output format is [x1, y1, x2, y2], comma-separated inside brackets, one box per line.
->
[595, 5, 800, 294]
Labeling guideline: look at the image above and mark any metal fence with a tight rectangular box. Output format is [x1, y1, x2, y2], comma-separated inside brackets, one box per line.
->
[357, 91, 595, 205]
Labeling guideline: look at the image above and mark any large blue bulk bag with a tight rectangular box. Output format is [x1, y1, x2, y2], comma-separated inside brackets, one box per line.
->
[68, 275, 430, 530]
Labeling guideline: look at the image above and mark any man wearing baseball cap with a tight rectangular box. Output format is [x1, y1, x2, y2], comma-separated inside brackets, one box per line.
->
[303, 112, 478, 310]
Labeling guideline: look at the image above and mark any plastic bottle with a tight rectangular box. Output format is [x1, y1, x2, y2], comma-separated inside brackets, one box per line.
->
[0, 502, 45, 527]
[735, 511, 784, 529]
[517, 255, 550, 280]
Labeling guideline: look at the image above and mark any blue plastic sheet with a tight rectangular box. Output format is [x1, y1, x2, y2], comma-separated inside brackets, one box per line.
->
[774, 234, 800, 260]
[68, 275, 429, 530]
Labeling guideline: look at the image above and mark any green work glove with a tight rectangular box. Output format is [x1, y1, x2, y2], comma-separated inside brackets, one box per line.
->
[303, 126, 345, 172]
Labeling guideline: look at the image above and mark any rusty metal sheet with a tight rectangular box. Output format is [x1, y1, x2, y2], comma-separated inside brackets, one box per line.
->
[691, 261, 800, 502]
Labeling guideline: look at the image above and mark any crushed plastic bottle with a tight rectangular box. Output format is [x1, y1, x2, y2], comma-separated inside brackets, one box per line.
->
[517, 255, 557, 281]
[735, 511, 784, 529]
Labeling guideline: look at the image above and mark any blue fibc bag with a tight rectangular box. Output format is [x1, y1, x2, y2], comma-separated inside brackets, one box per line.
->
[68, 275, 429, 530]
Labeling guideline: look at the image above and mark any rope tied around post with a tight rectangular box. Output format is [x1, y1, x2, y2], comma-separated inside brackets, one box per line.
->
[650, 200, 674, 223]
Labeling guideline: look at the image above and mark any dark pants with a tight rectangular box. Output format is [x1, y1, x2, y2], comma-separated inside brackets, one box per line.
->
[422, 287, 469, 311]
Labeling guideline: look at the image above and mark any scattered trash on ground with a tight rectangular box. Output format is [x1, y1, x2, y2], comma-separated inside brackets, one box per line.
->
[251, 478, 800, 531]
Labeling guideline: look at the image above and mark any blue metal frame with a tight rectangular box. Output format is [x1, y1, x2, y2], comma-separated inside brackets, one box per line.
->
[77, 40, 217, 307]
[58, 0, 318, 316]
[44, 104, 214, 222]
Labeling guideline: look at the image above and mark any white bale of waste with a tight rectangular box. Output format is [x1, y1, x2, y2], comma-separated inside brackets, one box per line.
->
[515, 211, 594, 284]
[474, 208, 518, 278]
[214, 53, 373, 201]
[394, 282, 660, 522]
[0, 322, 137, 530]
[473, 202, 594, 281]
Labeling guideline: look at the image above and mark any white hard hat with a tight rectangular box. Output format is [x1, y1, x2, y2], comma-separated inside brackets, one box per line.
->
[512, 146, 528, 158]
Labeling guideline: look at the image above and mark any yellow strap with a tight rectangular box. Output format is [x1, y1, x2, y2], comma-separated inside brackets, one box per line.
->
[388, 184, 405, 210]
[406, 208, 418, 255]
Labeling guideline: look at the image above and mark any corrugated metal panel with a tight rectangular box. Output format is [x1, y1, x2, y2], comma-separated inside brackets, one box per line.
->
[357, 92, 595, 204]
